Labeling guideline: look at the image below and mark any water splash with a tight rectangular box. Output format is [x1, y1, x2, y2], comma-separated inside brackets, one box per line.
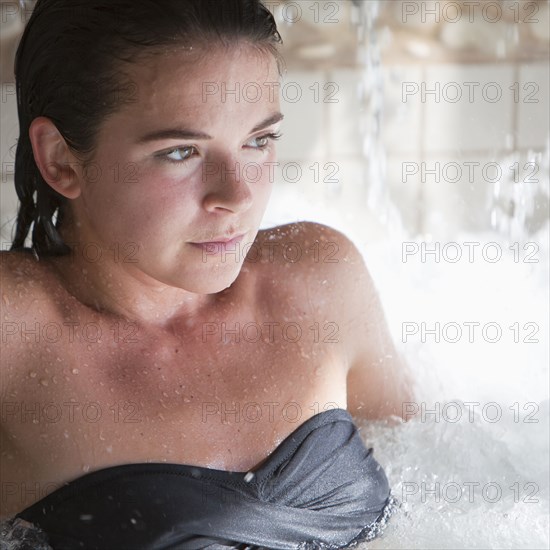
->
[354, 400, 549, 549]
[353, 0, 405, 239]
[0, 518, 52, 550]
[489, 140, 550, 243]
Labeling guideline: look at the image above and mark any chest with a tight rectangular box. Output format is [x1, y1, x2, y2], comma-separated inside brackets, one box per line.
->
[4, 310, 348, 466]
[45, 309, 343, 397]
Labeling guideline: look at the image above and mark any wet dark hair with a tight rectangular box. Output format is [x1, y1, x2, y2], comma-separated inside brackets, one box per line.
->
[11, 0, 283, 257]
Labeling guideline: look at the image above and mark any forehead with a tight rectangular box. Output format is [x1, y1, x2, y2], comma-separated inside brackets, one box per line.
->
[120, 44, 281, 115]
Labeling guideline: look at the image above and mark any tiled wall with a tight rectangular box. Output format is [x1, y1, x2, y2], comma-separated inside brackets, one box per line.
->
[1, 0, 549, 247]
[262, 1, 550, 245]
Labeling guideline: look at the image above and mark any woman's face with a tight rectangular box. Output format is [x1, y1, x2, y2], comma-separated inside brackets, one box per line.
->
[69, 43, 282, 295]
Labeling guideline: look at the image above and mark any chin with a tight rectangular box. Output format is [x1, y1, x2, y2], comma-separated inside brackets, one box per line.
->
[181, 268, 241, 295]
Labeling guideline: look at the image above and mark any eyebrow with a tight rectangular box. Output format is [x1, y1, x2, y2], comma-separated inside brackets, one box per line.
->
[136, 112, 285, 144]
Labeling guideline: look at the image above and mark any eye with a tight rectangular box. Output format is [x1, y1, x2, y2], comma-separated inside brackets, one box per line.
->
[155, 132, 283, 165]
[157, 146, 198, 164]
[245, 132, 283, 150]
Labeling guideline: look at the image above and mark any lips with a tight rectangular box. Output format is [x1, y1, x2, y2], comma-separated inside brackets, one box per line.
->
[189, 232, 248, 252]
[191, 232, 246, 245]
[195, 233, 246, 244]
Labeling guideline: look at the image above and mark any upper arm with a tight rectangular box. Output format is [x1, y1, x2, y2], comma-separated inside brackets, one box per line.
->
[259, 221, 416, 421]
[324, 230, 416, 422]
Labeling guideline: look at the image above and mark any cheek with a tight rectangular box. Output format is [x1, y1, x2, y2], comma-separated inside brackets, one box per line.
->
[80, 166, 175, 243]
[255, 155, 276, 196]
[101, 156, 191, 207]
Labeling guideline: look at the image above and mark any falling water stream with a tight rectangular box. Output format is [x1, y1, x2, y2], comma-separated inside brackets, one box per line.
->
[354, 0, 406, 237]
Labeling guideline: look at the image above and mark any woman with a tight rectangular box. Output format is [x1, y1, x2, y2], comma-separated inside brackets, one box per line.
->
[0, 0, 414, 547]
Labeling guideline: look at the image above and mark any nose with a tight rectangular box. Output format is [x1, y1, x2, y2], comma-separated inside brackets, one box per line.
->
[201, 156, 253, 213]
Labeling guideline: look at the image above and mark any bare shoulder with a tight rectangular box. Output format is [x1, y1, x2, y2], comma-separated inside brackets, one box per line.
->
[0, 249, 55, 294]
[256, 221, 372, 292]
[253, 220, 368, 321]
[257, 223, 415, 421]
[0, 249, 59, 339]
[1, 249, 39, 297]
[255, 220, 361, 271]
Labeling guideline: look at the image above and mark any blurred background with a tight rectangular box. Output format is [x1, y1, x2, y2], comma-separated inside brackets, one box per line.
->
[262, 0, 550, 247]
[1, 2, 549, 548]
[2, 1, 549, 246]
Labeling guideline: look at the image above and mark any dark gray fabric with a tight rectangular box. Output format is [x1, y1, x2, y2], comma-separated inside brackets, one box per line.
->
[15, 408, 392, 549]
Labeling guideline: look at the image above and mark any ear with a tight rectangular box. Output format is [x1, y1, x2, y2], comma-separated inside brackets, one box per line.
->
[28, 116, 83, 200]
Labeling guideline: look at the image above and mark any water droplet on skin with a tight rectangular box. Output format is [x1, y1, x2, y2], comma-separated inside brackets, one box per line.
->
[39, 379, 49, 386]
[29, 371, 37, 378]
[106, 445, 113, 453]
[82, 464, 90, 472]
[72, 368, 79, 374]
[244, 472, 255, 482]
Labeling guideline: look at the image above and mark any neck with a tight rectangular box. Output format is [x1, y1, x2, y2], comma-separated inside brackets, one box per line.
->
[45, 222, 227, 328]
